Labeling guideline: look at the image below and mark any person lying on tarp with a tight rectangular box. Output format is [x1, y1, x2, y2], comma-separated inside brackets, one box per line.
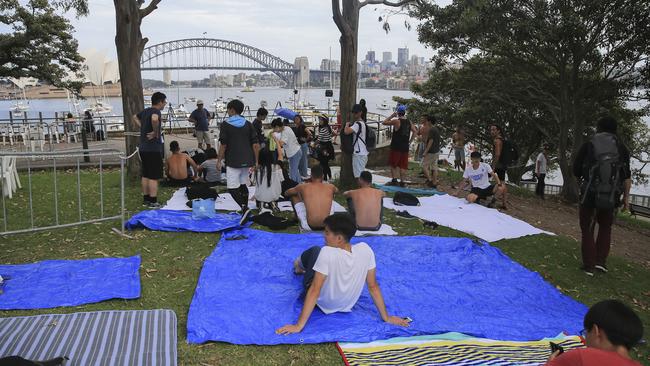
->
[276, 213, 410, 335]
[454, 151, 507, 209]
[546, 299, 644, 366]
[165, 140, 200, 187]
[343, 171, 385, 231]
[284, 165, 337, 232]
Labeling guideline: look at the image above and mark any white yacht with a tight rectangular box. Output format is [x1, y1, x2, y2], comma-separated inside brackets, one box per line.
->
[376, 101, 391, 110]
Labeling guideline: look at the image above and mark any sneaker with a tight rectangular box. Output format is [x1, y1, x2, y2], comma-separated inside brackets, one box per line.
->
[147, 202, 162, 209]
[399, 181, 406, 187]
[142, 200, 150, 207]
[240, 208, 252, 225]
[595, 264, 609, 273]
[396, 210, 416, 219]
[386, 179, 399, 186]
[580, 266, 595, 277]
[423, 220, 439, 229]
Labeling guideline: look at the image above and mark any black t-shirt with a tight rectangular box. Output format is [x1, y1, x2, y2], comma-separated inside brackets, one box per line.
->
[218, 121, 258, 168]
[390, 118, 411, 152]
[427, 126, 441, 154]
[138, 107, 163, 153]
[292, 124, 309, 144]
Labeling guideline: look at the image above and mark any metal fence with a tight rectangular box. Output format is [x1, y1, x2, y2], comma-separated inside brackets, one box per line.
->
[0, 148, 125, 236]
[520, 181, 650, 208]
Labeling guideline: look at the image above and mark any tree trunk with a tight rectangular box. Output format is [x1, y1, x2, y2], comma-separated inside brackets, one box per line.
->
[114, 0, 146, 180]
[337, 1, 360, 189]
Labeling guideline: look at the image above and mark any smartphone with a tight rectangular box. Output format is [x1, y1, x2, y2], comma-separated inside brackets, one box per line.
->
[550, 342, 564, 355]
[403, 317, 413, 323]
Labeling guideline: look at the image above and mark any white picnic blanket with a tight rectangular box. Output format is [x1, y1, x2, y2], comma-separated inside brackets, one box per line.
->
[383, 194, 553, 242]
[356, 224, 397, 236]
[162, 187, 257, 211]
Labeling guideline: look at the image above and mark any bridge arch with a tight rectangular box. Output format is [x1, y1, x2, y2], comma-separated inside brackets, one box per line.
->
[140, 38, 297, 85]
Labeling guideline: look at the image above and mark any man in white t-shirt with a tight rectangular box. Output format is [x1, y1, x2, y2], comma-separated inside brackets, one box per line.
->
[455, 151, 507, 209]
[275, 213, 411, 335]
[535, 144, 549, 199]
[343, 104, 369, 178]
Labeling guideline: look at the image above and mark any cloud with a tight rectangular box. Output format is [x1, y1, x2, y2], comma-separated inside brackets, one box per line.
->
[70, 0, 432, 78]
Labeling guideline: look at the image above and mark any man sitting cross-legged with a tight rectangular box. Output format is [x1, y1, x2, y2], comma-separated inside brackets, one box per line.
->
[165, 140, 199, 186]
[285, 165, 338, 232]
[276, 213, 410, 335]
[343, 171, 386, 231]
[455, 151, 507, 208]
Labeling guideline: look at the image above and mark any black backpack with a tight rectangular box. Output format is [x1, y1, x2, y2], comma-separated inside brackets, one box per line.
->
[500, 139, 519, 166]
[251, 212, 295, 230]
[581, 133, 624, 210]
[393, 192, 420, 206]
[186, 185, 219, 200]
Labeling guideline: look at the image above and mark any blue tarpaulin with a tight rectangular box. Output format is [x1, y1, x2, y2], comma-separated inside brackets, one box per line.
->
[125, 210, 241, 233]
[187, 229, 587, 345]
[274, 108, 297, 120]
[375, 184, 444, 196]
[0, 255, 141, 310]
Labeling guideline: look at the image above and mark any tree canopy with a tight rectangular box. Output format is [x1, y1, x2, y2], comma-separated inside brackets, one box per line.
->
[0, 0, 88, 92]
[410, 0, 650, 200]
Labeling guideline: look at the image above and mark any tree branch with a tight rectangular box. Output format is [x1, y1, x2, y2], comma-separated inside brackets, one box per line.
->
[331, 0, 352, 35]
[139, 0, 161, 19]
[360, 0, 414, 7]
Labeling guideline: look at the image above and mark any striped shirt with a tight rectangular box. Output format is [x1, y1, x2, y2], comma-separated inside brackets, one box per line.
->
[318, 125, 333, 143]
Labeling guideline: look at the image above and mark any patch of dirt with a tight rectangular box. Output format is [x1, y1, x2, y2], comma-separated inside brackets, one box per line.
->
[374, 166, 650, 269]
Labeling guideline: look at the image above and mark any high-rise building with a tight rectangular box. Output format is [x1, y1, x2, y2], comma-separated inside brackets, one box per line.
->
[294, 56, 310, 87]
[382, 52, 392, 64]
[366, 50, 376, 63]
[163, 69, 172, 86]
[397, 47, 409, 67]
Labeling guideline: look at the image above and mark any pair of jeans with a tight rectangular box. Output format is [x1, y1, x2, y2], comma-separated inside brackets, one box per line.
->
[535, 174, 546, 198]
[299, 143, 309, 178]
[288, 149, 303, 183]
[579, 205, 614, 268]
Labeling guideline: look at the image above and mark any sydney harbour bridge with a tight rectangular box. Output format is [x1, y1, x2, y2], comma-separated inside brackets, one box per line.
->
[140, 38, 370, 87]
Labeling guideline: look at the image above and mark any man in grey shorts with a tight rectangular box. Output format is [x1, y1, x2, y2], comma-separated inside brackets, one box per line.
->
[189, 100, 212, 150]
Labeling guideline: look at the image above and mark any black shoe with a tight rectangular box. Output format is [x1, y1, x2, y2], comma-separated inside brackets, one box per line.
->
[147, 202, 162, 209]
[240, 208, 252, 225]
[386, 179, 399, 186]
[399, 181, 406, 187]
[580, 266, 595, 277]
[396, 210, 416, 219]
[423, 220, 438, 229]
[595, 264, 609, 273]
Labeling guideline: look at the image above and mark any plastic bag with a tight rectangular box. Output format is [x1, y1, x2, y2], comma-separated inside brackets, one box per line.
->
[192, 199, 216, 219]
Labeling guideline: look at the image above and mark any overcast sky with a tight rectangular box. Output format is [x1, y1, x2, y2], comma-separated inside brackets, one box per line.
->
[68, 0, 441, 80]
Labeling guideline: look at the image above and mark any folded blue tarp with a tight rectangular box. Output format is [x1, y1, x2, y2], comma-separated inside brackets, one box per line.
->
[0, 255, 141, 310]
[274, 107, 297, 120]
[187, 229, 587, 345]
[375, 184, 444, 196]
[125, 210, 241, 233]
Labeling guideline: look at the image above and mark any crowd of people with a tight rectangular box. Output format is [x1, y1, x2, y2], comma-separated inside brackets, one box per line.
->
[133, 92, 642, 365]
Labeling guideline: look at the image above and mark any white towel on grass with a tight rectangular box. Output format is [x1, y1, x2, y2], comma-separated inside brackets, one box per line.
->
[383, 194, 553, 242]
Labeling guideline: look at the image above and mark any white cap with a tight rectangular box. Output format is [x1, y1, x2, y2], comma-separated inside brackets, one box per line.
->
[197, 100, 204, 105]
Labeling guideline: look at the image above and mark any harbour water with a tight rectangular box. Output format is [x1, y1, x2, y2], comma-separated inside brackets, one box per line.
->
[0, 87, 648, 194]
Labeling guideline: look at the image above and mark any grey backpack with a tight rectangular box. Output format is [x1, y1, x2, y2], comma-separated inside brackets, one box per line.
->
[581, 133, 623, 210]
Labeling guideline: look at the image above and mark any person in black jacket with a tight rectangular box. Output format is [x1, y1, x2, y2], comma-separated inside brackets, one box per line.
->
[572, 116, 631, 276]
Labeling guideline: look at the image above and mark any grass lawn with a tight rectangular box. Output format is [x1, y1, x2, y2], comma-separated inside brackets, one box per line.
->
[1, 168, 648, 365]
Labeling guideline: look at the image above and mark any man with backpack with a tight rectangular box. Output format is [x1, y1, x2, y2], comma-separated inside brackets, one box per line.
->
[573, 116, 631, 276]
[383, 105, 418, 187]
[343, 104, 369, 178]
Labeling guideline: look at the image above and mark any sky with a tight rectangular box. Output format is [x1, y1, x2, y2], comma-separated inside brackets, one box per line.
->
[67, 0, 440, 80]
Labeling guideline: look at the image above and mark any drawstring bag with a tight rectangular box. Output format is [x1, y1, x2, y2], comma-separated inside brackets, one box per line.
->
[192, 199, 216, 220]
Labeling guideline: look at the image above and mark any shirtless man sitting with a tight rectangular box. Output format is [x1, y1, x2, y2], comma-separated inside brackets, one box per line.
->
[165, 140, 200, 186]
[343, 171, 385, 231]
[285, 165, 338, 231]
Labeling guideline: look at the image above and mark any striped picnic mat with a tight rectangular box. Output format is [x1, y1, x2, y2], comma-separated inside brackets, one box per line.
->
[338, 332, 584, 366]
[0, 309, 177, 366]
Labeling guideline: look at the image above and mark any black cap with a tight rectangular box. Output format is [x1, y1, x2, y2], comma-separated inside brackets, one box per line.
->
[351, 104, 363, 113]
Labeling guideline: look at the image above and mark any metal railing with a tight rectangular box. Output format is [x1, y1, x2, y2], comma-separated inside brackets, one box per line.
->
[0, 148, 125, 236]
[520, 181, 650, 208]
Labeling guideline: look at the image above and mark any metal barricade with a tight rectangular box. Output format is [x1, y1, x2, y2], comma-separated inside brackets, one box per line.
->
[0, 148, 125, 236]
